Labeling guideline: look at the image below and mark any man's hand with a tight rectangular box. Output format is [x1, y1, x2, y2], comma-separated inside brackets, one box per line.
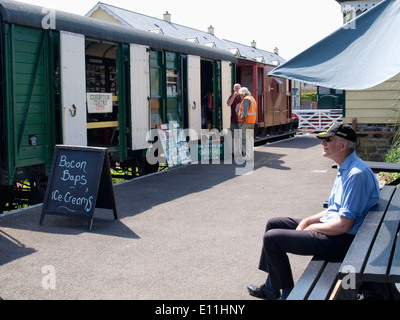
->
[296, 211, 326, 231]
[304, 216, 354, 236]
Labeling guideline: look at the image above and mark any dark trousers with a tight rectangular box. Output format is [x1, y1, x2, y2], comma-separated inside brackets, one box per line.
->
[258, 217, 355, 290]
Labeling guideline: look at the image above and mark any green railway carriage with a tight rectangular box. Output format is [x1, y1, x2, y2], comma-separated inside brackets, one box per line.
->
[0, 0, 237, 208]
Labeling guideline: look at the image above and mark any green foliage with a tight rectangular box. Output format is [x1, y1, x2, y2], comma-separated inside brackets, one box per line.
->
[385, 148, 400, 163]
[301, 92, 317, 102]
[381, 145, 400, 184]
[111, 167, 136, 184]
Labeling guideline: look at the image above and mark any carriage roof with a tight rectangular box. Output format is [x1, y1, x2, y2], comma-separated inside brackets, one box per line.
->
[0, 0, 237, 63]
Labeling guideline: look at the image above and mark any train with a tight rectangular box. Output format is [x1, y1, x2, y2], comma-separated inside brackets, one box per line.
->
[0, 0, 297, 211]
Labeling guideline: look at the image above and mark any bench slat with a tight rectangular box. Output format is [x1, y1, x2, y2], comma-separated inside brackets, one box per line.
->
[339, 186, 396, 279]
[389, 234, 400, 282]
[287, 257, 326, 300]
[365, 161, 400, 173]
[363, 187, 400, 282]
[308, 260, 342, 300]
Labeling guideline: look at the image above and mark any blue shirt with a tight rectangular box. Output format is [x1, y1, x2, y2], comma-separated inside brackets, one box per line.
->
[321, 152, 380, 235]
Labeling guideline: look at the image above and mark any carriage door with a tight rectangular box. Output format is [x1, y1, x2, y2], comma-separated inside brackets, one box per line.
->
[187, 55, 201, 140]
[257, 67, 265, 124]
[201, 60, 221, 131]
[221, 61, 233, 130]
[85, 39, 129, 161]
[60, 31, 87, 147]
[3, 25, 58, 185]
[131, 44, 151, 150]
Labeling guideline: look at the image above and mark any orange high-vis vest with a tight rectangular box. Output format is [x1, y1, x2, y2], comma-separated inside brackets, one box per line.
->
[239, 95, 257, 124]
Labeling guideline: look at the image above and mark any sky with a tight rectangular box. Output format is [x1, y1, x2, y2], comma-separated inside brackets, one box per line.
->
[18, 0, 344, 60]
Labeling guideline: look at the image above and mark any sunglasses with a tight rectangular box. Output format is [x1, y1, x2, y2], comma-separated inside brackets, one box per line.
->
[324, 137, 334, 142]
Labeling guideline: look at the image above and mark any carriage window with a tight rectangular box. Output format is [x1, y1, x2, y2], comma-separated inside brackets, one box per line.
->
[319, 87, 331, 95]
[150, 51, 163, 129]
[151, 67, 161, 97]
[150, 51, 183, 128]
[167, 70, 178, 96]
[166, 53, 183, 127]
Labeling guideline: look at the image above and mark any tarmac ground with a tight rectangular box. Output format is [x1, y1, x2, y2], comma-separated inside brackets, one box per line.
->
[0, 134, 337, 300]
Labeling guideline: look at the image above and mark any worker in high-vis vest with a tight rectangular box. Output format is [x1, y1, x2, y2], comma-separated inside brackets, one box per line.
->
[238, 87, 257, 161]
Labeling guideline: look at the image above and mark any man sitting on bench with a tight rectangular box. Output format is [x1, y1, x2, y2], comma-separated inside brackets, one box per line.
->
[247, 124, 380, 300]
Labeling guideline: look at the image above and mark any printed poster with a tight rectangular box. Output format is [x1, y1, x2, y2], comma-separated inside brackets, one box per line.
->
[87, 93, 113, 113]
[158, 124, 191, 167]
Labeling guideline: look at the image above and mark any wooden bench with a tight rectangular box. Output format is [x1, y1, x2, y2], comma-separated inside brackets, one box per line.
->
[287, 257, 343, 300]
[287, 185, 400, 300]
[335, 185, 400, 300]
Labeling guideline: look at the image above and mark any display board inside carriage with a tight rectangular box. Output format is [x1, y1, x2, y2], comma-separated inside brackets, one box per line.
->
[39, 146, 118, 231]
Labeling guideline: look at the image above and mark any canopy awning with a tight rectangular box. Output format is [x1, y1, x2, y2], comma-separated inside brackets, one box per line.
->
[269, 0, 400, 90]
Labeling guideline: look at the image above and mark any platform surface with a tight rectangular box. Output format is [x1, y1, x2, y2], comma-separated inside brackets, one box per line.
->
[0, 134, 337, 300]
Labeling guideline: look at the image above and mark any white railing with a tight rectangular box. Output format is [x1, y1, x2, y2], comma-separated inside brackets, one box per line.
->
[293, 109, 343, 132]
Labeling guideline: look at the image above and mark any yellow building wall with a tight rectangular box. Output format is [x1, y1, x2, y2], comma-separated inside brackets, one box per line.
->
[344, 73, 400, 125]
[89, 8, 123, 25]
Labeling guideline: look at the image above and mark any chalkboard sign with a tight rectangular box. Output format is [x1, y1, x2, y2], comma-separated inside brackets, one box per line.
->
[39, 146, 118, 231]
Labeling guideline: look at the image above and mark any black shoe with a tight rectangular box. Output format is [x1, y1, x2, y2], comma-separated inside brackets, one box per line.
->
[247, 284, 281, 300]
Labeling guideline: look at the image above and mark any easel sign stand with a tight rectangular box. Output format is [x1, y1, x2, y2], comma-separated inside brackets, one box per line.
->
[39, 146, 119, 231]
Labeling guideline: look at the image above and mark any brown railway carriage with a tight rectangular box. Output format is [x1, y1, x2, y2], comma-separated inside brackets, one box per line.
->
[236, 58, 296, 137]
